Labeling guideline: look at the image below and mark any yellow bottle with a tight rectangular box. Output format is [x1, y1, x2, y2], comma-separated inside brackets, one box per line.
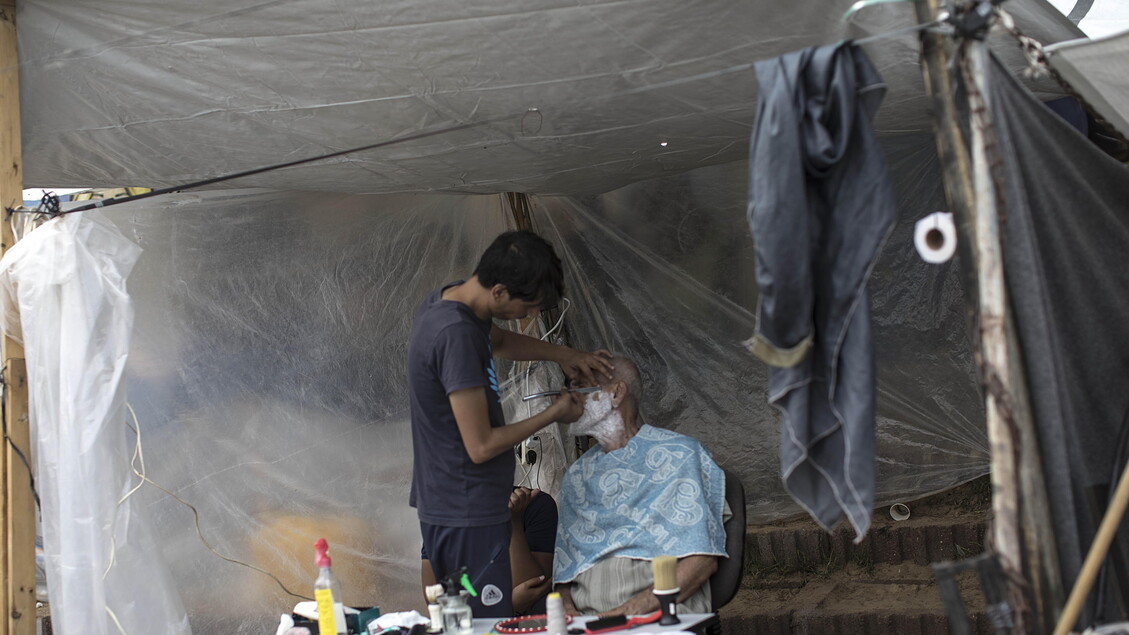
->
[313, 538, 347, 635]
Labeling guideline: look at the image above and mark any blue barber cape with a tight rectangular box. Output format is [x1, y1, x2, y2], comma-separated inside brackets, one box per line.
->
[553, 425, 727, 583]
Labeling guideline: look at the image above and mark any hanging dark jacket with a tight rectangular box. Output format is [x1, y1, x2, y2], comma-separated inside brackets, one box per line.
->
[744, 42, 895, 540]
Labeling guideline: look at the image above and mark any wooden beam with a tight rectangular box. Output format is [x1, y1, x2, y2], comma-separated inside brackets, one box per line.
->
[963, 32, 1024, 606]
[1, 2, 35, 634]
[913, 1, 1063, 630]
[505, 192, 533, 232]
[4, 361, 32, 634]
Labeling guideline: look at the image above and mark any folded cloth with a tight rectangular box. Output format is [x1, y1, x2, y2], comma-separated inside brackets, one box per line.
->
[553, 425, 727, 583]
[371, 611, 430, 630]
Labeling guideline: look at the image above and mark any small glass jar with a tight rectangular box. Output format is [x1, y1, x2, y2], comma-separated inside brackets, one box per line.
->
[439, 590, 474, 635]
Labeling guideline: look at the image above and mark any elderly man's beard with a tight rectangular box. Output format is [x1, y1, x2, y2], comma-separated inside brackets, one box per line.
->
[568, 391, 624, 446]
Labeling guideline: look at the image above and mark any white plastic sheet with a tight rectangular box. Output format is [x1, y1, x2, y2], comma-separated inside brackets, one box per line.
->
[0, 212, 189, 635]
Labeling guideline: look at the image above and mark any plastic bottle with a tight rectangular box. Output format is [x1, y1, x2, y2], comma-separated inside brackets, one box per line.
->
[438, 569, 475, 635]
[313, 538, 347, 635]
[545, 592, 567, 635]
[424, 583, 444, 633]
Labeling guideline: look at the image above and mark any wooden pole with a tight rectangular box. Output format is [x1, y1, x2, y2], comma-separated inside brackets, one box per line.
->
[1, 2, 36, 634]
[1053, 457, 1129, 635]
[913, 1, 1063, 630]
[963, 32, 1024, 596]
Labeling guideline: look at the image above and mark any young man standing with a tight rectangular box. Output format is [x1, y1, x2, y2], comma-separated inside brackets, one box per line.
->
[408, 230, 612, 618]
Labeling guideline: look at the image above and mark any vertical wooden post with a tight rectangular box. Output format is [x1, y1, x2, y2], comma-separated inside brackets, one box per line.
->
[963, 31, 1024, 601]
[1, 2, 36, 634]
[505, 192, 533, 232]
[913, 1, 1063, 631]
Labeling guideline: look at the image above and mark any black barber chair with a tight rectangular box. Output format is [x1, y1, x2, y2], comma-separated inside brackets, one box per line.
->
[709, 467, 746, 611]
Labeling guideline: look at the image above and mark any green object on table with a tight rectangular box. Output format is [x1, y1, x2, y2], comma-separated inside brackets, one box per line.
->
[349, 606, 381, 633]
[459, 573, 477, 598]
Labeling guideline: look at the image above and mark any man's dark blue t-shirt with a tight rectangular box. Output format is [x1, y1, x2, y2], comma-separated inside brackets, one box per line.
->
[408, 282, 513, 527]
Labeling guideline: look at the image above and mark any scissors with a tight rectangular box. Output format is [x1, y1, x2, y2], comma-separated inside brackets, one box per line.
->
[520, 386, 601, 402]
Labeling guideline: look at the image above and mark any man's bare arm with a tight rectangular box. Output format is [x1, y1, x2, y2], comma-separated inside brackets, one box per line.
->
[490, 324, 613, 384]
[597, 555, 719, 617]
[450, 387, 581, 463]
[512, 549, 553, 614]
[555, 582, 580, 616]
[509, 488, 555, 612]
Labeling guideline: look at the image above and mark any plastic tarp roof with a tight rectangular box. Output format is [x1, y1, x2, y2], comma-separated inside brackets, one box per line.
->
[16, 0, 1079, 195]
[1047, 29, 1129, 139]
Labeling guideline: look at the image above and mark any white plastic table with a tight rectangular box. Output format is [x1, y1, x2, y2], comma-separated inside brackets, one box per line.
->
[471, 613, 720, 634]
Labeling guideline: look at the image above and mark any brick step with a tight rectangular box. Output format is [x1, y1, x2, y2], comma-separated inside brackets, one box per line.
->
[744, 517, 987, 575]
[718, 610, 997, 635]
[719, 561, 996, 635]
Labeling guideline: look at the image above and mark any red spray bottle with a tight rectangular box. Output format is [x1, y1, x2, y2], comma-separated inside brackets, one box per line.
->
[314, 538, 347, 634]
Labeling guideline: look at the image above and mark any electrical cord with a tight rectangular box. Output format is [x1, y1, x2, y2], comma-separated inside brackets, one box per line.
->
[514, 298, 571, 488]
[111, 403, 312, 603]
[534, 435, 543, 486]
[0, 375, 41, 512]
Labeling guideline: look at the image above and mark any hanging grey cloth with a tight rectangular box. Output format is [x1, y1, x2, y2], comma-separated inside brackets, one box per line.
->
[987, 54, 1129, 624]
[744, 42, 895, 541]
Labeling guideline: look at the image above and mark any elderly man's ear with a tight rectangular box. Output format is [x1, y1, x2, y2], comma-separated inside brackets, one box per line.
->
[610, 380, 628, 408]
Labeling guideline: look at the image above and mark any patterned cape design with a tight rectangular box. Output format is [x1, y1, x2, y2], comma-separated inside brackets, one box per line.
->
[553, 425, 727, 584]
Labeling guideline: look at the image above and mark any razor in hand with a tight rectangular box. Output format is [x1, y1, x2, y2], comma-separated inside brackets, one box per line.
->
[520, 386, 601, 402]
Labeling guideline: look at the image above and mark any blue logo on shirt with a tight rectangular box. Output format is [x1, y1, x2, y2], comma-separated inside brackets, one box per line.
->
[487, 360, 500, 399]
[486, 336, 500, 402]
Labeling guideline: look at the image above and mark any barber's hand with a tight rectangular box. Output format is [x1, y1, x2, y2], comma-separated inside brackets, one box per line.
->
[559, 349, 614, 386]
[513, 574, 552, 608]
[547, 389, 584, 424]
[509, 487, 539, 519]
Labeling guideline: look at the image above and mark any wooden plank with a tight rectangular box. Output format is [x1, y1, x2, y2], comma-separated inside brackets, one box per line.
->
[5, 360, 33, 634]
[2, 2, 35, 634]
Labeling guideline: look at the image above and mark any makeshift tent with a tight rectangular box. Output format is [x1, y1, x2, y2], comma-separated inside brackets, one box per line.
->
[2, 0, 1125, 632]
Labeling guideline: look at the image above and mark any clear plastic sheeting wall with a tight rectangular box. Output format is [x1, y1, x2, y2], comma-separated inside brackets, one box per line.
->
[91, 154, 990, 631]
[106, 190, 518, 633]
[532, 135, 989, 522]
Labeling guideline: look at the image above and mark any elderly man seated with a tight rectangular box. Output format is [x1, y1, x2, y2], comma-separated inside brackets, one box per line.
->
[553, 355, 729, 616]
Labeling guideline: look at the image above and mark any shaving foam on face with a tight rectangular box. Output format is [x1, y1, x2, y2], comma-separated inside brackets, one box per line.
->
[569, 391, 624, 447]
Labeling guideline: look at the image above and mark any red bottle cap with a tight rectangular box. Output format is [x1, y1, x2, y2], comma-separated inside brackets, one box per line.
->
[314, 537, 332, 568]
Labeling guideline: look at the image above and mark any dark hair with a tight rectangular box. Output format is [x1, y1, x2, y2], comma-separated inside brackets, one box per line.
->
[473, 230, 564, 308]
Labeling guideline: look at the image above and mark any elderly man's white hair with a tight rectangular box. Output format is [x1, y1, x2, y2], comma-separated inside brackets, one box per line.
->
[604, 354, 642, 405]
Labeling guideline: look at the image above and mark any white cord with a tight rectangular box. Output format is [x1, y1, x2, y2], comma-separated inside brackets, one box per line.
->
[514, 298, 573, 488]
[538, 297, 571, 342]
[106, 606, 128, 635]
[103, 403, 148, 581]
[106, 402, 311, 605]
[520, 297, 572, 418]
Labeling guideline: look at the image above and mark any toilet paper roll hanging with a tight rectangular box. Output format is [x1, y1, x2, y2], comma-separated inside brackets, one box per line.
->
[914, 211, 957, 264]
